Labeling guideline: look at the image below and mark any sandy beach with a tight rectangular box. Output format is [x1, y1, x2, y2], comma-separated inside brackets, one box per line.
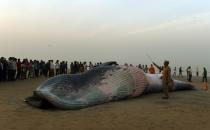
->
[0, 76, 210, 130]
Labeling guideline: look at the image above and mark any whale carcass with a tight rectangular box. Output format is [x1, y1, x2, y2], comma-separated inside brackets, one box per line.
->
[25, 62, 194, 109]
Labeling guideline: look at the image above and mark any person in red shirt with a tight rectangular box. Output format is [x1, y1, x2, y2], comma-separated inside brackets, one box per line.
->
[148, 64, 155, 74]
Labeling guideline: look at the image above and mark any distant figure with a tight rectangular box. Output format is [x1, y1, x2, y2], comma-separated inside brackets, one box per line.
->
[65, 61, 68, 74]
[153, 60, 172, 99]
[138, 64, 142, 69]
[187, 66, 192, 82]
[44, 61, 50, 77]
[196, 67, 199, 77]
[186, 67, 189, 80]
[34, 60, 39, 78]
[140, 65, 143, 71]
[8, 58, 13, 81]
[148, 64, 155, 74]
[21, 60, 26, 79]
[173, 67, 177, 77]
[179, 67, 183, 78]
[55, 60, 60, 75]
[28, 60, 34, 78]
[203, 67, 208, 91]
[84, 62, 88, 72]
[49, 60, 54, 77]
[89, 62, 93, 70]
[79, 62, 85, 73]
[2, 58, 8, 81]
[8, 57, 17, 81]
[16, 59, 22, 80]
[144, 65, 148, 73]
[0, 58, 3, 82]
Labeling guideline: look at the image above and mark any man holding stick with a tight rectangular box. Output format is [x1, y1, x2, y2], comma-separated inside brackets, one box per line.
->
[153, 60, 171, 99]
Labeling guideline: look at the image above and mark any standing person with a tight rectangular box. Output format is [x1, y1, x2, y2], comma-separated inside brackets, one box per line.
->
[186, 67, 189, 80]
[39, 60, 44, 76]
[142, 65, 145, 71]
[138, 64, 142, 69]
[7, 57, 17, 81]
[0, 58, 3, 82]
[25, 59, 30, 79]
[144, 65, 148, 73]
[1, 57, 8, 81]
[203, 67, 208, 91]
[46, 60, 51, 77]
[179, 67, 183, 78]
[59, 61, 63, 74]
[49, 60, 55, 77]
[43, 61, 48, 77]
[196, 67, 199, 77]
[55, 60, 60, 75]
[16, 59, 22, 80]
[28, 60, 33, 78]
[21, 60, 26, 79]
[7, 58, 13, 81]
[148, 64, 155, 74]
[34, 60, 39, 78]
[188, 66, 192, 82]
[65, 61, 68, 74]
[173, 67, 177, 77]
[79, 62, 84, 73]
[83, 62, 88, 72]
[70, 62, 73, 74]
[89, 62, 93, 70]
[11, 58, 17, 81]
[153, 60, 172, 99]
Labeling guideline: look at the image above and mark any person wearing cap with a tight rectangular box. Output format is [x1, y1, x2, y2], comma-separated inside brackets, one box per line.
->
[153, 60, 172, 99]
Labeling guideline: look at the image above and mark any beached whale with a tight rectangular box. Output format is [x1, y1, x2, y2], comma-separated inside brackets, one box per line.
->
[25, 63, 194, 109]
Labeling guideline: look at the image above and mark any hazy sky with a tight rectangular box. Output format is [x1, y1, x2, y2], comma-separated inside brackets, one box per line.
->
[0, 0, 210, 70]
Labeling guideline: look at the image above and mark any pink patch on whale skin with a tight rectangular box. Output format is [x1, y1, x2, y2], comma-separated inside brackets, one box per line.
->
[98, 66, 148, 99]
[127, 67, 148, 97]
[98, 81, 113, 98]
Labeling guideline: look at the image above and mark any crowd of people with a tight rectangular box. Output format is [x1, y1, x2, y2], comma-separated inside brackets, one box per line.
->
[0, 57, 104, 82]
[0, 57, 208, 86]
[138, 63, 208, 82]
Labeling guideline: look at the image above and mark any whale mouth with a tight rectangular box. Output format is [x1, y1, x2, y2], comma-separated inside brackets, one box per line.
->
[24, 92, 55, 109]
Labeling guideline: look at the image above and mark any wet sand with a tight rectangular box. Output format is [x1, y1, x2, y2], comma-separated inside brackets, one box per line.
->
[0, 76, 210, 130]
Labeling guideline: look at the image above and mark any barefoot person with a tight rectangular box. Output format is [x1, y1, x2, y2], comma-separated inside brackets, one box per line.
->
[153, 60, 171, 99]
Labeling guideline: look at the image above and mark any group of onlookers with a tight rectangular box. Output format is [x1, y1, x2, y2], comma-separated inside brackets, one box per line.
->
[0, 57, 103, 82]
[138, 64, 149, 73]
[137, 63, 208, 83]
[0, 57, 208, 86]
[175, 66, 208, 83]
[0, 57, 49, 81]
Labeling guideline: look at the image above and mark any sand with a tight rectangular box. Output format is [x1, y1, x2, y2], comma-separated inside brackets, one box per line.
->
[0, 76, 210, 130]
